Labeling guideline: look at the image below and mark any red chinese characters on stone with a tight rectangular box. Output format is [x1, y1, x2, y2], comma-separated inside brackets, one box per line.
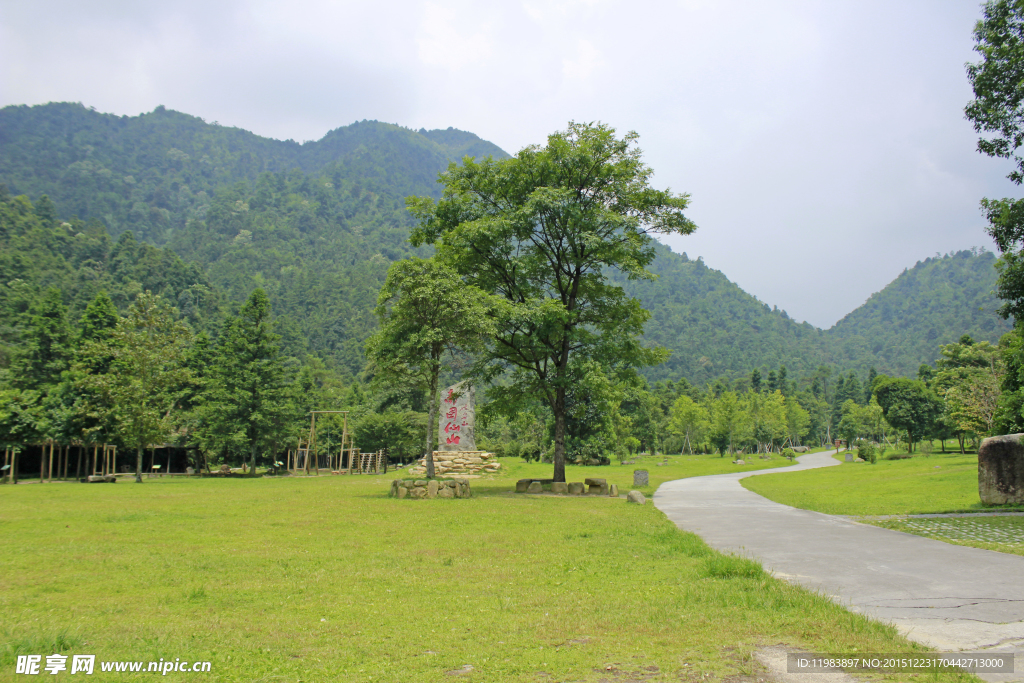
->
[446, 434, 460, 445]
[444, 422, 460, 433]
[446, 407, 458, 419]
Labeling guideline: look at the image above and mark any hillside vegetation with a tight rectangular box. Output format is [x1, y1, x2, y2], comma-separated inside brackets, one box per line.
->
[0, 102, 1011, 382]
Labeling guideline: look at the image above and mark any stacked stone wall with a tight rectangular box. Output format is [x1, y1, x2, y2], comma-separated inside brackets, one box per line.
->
[407, 451, 500, 477]
[390, 478, 471, 499]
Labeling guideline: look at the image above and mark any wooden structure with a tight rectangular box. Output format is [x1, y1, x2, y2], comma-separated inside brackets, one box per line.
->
[285, 410, 391, 475]
[291, 411, 350, 475]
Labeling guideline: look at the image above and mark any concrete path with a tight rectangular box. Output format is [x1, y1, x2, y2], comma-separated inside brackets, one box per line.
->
[653, 450, 1024, 683]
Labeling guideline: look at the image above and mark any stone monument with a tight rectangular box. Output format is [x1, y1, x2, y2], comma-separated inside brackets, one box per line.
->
[438, 382, 476, 452]
[408, 382, 501, 477]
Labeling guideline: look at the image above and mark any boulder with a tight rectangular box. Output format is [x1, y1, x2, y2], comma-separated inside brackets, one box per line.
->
[427, 480, 439, 498]
[633, 470, 649, 487]
[609, 484, 619, 497]
[733, 459, 745, 465]
[979, 434, 1024, 505]
[527, 482, 543, 494]
[567, 482, 584, 495]
[584, 478, 606, 486]
[844, 453, 853, 462]
[791, 446, 809, 453]
[551, 482, 568, 494]
[515, 480, 531, 493]
[397, 486, 408, 499]
[438, 486, 454, 498]
[626, 490, 646, 504]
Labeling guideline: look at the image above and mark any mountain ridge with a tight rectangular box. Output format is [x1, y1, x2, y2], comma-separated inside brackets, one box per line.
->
[0, 102, 1011, 383]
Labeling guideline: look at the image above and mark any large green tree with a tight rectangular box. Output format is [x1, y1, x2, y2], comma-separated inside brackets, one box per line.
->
[202, 289, 292, 474]
[967, 0, 1024, 320]
[365, 258, 492, 478]
[872, 376, 942, 452]
[80, 292, 192, 482]
[408, 122, 695, 482]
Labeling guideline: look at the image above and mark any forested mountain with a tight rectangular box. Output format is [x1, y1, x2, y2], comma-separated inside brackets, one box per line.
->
[0, 102, 506, 244]
[629, 246, 1010, 384]
[622, 245, 831, 384]
[0, 191, 220, 365]
[0, 102, 1010, 386]
[827, 250, 1010, 375]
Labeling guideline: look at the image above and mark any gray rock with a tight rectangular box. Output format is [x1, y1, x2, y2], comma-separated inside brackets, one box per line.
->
[515, 480, 530, 493]
[609, 484, 618, 497]
[415, 480, 429, 487]
[567, 482, 584, 495]
[438, 486, 454, 498]
[527, 481, 542, 494]
[584, 478, 606, 486]
[626, 490, 646, 504]
[979, 434, 1024, 504]
[844, 453, 853, 462]
[791, 446, 809, 453]
[733, 459, 745, 465]
[551, 482, 568, 494]
[427, 480, 439, 498]
[397, 486, 408, 499]
[633, 470, 649, 487]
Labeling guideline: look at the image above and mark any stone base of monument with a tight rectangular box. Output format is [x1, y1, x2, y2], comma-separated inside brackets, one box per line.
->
[515, 478, 619, 497]
[390, 478, 472, 499]
[979, 434, 1024, 505]
[407, 451, 501, 477]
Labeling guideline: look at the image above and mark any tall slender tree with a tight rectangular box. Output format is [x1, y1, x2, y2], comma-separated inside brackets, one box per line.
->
[203, 289, 292, 475]
[365, 258, 492, 478]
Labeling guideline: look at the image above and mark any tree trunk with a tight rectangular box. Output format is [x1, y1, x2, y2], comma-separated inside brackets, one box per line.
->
[249, 444, 257, 477]
[552, 385, 567, 483]
[424, 370, 439, 479]
[135, 444, 143, 483]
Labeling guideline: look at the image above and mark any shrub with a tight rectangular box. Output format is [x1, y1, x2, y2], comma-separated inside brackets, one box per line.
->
[857, 441, 877, 464]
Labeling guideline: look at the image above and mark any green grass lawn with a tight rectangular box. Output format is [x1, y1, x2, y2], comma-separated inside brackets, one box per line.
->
[0, 455, 977, 682]
[740, 448, 1011, 516]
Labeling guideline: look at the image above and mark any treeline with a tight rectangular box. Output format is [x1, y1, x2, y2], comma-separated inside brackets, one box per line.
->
[0, 282, 434, 478]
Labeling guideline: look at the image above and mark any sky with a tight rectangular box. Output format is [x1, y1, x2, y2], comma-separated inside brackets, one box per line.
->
[1, 0, 1019, 328]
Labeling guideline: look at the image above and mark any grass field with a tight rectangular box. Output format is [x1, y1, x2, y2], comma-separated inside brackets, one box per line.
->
[0, 453, 976, 682]
[739, 448, 1019, 516]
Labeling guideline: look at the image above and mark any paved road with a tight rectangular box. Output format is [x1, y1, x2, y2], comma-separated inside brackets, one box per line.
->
[653, 450, 1024, 683]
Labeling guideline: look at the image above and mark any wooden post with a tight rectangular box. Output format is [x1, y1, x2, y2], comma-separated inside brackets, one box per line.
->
[340, 413, 349, 475]
[305, 414, 314, 476]
[92, 444, 98, 476]
[112, 445, 116, 476]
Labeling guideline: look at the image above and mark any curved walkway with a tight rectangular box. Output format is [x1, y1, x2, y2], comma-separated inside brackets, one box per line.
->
[653, 450, 1024, 683]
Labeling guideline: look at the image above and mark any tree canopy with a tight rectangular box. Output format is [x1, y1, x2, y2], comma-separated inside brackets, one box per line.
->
[409, 122, 696, 481]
